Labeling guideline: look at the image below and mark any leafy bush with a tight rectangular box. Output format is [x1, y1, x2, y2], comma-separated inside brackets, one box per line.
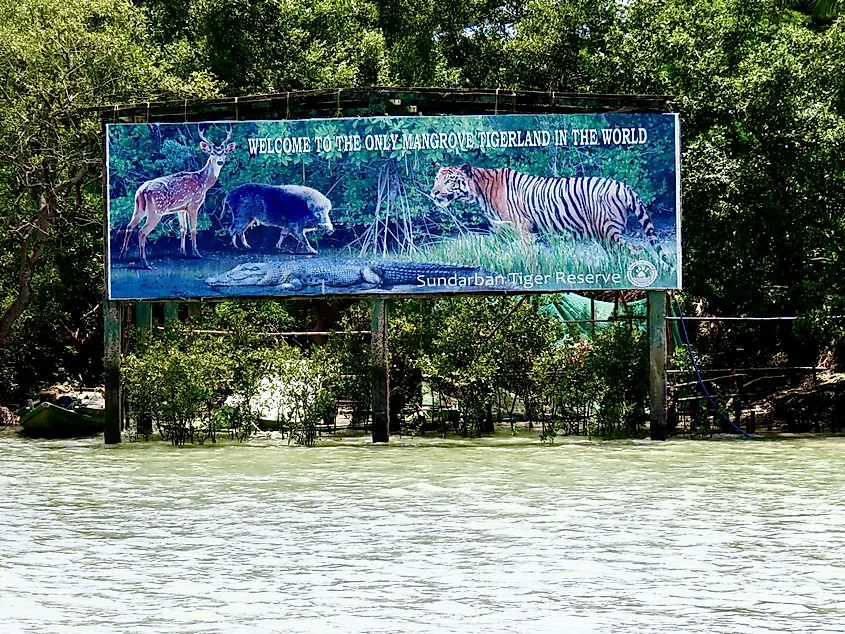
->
[270, 348, 339, 446]
[122, 326, 233, 445]
[122, 316, 339, 446]
[416, 298, 500, 436]
[539, 322, 649, 442]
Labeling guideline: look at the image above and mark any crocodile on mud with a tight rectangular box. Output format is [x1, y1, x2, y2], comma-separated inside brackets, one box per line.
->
[205, 259, 517, 292]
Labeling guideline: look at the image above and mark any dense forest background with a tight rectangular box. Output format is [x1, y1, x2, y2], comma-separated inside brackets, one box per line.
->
[0, 0, 843, 402]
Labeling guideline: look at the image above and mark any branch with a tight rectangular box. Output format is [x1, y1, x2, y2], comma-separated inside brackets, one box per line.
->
[0, 191, 55, 346]
[481, 296, 528, 344]
[60, 303, 102, 346]
[53, 165, 88, 194]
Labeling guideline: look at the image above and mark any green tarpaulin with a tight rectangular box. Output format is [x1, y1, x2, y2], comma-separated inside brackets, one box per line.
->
[543, 293, 680, 344]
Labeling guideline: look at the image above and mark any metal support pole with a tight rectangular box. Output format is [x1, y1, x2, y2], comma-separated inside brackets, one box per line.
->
[104, 300, 122, 444]
[101, 119, 121, 444]
[648, 290, 667, 441]
[371, 299, 389, 443]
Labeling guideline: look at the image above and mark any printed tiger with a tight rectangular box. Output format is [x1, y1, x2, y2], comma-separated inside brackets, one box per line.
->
[430, 163, 670, 269]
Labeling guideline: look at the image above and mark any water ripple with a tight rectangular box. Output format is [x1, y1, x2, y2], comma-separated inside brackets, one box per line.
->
[0, 436, 843, 632]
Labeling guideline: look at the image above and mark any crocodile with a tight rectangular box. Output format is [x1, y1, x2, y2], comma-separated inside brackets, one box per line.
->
[205, 258, 517, 292]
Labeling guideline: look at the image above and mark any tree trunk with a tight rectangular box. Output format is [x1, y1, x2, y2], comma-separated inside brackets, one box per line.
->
[0, 192, 53, 346]
[0, 166, 87, 347]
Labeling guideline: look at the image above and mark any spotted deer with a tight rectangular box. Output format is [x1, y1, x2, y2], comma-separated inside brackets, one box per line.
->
[119, 124, 236, 268]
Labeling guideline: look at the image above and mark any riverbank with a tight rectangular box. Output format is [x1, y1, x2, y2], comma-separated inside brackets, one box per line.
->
[3, 422, 843, 445]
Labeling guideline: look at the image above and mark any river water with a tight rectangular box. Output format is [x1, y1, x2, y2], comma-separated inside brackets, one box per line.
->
[1, 435, 843, 633]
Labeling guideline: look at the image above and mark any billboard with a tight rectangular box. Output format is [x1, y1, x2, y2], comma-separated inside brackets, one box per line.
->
[106, 113, 680, 300]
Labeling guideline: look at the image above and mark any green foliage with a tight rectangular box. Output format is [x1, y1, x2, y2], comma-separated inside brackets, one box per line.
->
[324, 302, 374, 427]
[206, 300, 297, 334]
[807, 0, 844, 19]
[0, 0, 219, 400]
[117, 297, 649, 444]
[584, 323, 649, 438]
[271, 347, 339, 446]
[123, 326, 234, 445]
[412, 296, 564, 435]
[540, 322, 649, 442]
[122, 316, 338, 446]
[0, 221, 104, 401]
[534, 340, 595, 443]
[796, 308, 845, 371]
[416, 297, 499, 436]
[382, 299, 436, 429]
[140, 0, 390, 93]
[400, 296, 647, 440]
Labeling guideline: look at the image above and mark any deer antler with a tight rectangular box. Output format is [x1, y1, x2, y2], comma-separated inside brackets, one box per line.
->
[121, 122, 235, 269]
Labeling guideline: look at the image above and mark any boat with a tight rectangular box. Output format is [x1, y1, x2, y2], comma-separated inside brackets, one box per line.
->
[18, 401, 105, 438]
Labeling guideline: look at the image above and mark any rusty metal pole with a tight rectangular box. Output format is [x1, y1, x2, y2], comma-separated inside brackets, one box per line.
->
[371, 299, 389, 443]
[648, 291, 668, 441]
[103, 300, 122, 444]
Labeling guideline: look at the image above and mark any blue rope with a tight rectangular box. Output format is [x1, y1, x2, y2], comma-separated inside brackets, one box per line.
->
[673, 298, 753, 438]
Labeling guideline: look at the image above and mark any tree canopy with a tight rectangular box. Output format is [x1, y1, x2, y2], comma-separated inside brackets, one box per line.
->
[0, 0, 843, 399]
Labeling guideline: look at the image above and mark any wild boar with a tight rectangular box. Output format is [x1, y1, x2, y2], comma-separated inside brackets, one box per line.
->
[224, 183, 334, 254]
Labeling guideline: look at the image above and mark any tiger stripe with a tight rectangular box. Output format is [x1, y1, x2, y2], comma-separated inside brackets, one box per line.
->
[430, 163, 670, 268]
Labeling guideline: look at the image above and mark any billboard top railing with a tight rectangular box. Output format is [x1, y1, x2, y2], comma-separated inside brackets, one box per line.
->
[94, 86, 676, 123]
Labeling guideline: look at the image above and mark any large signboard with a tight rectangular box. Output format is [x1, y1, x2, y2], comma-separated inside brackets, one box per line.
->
[106, 113, 680, 300]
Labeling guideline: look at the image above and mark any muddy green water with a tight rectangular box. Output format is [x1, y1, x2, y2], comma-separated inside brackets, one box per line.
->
[1, 435, 844, 633]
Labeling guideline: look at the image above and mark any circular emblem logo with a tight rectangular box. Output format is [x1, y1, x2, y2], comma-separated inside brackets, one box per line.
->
[626, 260, 658, 288]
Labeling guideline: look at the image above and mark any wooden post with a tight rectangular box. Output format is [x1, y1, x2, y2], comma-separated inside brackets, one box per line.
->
[747, 410, 757, 435]
[163, 302, 179, 324]
[101, 120, 121, 444]
[104, 300, 122, 444]
[648, 290, 667, 441]
[371, 299, 389, 443]
[667, 398, 677, 435]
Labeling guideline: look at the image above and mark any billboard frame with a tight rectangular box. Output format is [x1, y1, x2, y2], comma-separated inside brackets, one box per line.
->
[101, 88, 680, 303]
[99, 87, 678, 446]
